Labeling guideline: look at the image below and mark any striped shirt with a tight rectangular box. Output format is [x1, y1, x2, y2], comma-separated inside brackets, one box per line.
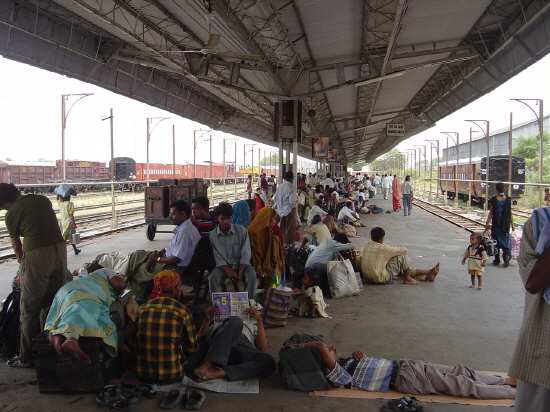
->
[326, 357, 393, 392]
[135, 297, 198, 382]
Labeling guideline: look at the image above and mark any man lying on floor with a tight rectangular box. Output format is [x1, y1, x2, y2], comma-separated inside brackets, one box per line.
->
[286, 341, 516, 399]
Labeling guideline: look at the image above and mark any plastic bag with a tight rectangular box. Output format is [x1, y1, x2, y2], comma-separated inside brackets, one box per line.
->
[54, 184, 77, 197]
[510, 232, 521, 260]
[326, 254, 360, 298]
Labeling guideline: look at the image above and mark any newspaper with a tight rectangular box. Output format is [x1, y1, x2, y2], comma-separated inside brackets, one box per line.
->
[181, 376, 259, 394]
[212, 292, 249, 323]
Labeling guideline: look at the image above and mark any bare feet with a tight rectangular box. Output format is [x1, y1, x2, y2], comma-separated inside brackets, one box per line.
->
[469, 285, 475, 288]
[477, 287, 482, 290]
[403, 277, 420, 285]
[61, 338, 91, 364]
[49, 334, 65, 356]
[504, 377, 518, 387]
[426, 263, 440, 282]
[194, 361, 226, 381]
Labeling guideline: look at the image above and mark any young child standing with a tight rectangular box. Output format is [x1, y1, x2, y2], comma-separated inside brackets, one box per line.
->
[296, 271, 329, 318]
[462, 232, 487, 290]
[57, 195, 81, 255]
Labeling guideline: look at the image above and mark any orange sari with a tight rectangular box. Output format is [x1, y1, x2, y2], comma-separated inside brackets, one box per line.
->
[247, 208, 285, 280]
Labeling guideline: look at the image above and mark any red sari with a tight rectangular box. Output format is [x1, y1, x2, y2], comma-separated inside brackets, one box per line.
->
[392, 177, 402, 211]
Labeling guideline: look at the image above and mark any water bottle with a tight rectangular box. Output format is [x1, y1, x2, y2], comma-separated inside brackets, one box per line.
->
[269, 271, 280, 288]
[78, 268, 88, 277]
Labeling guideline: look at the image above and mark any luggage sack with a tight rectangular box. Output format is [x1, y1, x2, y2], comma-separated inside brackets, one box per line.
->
[0, 287, 21, 361]
[481, 230, 498, 256]
[278, 333, 332, 392]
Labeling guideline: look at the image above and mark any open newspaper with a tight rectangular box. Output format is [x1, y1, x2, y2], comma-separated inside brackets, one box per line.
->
[212, 292, 249, 323]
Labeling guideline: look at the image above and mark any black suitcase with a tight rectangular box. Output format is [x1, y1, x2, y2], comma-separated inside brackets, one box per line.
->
[32, 331, 118, 393]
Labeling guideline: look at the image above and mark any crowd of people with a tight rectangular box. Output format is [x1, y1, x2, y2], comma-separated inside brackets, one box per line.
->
[2, 174, 548, 410]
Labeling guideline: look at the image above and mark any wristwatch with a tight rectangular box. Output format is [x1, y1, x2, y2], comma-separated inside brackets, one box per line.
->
[157, 256, 161, 262]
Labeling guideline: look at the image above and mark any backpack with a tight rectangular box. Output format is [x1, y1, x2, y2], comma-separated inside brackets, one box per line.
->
[278, 333, 332, 392]
[0, 288, 21, 361]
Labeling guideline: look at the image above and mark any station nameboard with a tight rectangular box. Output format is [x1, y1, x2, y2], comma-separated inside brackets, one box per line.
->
[387, 123, 405, 137]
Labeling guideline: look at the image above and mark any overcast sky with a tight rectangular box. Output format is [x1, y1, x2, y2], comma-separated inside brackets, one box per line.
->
[0, 53, 548, 167]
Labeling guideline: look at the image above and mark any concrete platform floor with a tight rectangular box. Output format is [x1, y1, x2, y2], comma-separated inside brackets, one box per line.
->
[0, 195, 524, 411]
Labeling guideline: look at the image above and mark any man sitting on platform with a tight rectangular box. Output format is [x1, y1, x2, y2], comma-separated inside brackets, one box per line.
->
[135, 271, 199, 383]
[191, 196, 216, 236]
[361, 227, 439, 285]
[208, 202, 257, 299]
[121, 200, 200, 301]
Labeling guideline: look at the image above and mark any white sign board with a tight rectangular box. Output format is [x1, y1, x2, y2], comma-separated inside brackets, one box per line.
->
[387, 123, 405, 137]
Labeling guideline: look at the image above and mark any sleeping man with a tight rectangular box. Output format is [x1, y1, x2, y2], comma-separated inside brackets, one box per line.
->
[286, 340, 516, 399]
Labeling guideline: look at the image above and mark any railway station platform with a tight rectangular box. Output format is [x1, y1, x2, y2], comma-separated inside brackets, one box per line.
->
[0, 194, 526, 412]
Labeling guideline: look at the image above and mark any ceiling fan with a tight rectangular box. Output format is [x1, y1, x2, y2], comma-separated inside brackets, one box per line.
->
[162, 13, 259, 58]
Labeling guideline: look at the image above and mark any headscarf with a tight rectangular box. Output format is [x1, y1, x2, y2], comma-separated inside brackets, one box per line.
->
[232, 200, 251, 228]
[392, 177, 402, 199]
[247, 207, 285, 279]
[153, 270, 180, 293]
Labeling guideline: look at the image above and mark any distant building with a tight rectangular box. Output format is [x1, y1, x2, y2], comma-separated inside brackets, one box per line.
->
[442, 114, 549, 161]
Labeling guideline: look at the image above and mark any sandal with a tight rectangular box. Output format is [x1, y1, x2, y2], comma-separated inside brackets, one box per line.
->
[381, 396, 424, 412]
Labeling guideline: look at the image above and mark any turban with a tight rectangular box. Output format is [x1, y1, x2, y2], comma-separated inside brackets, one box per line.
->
[153, 270, 180, 293]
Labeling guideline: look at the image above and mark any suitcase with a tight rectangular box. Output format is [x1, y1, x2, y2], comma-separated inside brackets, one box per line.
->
[158, 178, 178, 186]
[32, 331, 118, 394]
[168, 185, 193, 203]
[145, 186, 169, 218]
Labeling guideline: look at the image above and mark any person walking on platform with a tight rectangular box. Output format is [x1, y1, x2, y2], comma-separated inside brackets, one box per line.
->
[381, 174, 391, 200]
[401, 176, 413, 216]
[274, 170, 297, 244]
[485, 182, 514, 268]
[1, 183, 68, 368]
[57, 194, 81, 255]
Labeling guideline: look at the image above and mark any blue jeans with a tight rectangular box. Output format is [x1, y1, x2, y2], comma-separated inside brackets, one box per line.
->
[403, 194, 412, 215]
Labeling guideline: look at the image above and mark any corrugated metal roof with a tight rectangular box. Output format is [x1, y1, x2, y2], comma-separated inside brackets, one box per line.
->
[2, 0, 548, 163]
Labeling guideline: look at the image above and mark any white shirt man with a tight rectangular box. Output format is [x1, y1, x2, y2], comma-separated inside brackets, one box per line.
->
[320, 174, 334, 189]
[373, 174, 381, 194]
[381, 175, 391, 200]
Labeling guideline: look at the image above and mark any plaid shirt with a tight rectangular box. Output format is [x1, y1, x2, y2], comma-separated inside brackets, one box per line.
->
[135, 297, 198, 382]
[361, 241, 408, 283]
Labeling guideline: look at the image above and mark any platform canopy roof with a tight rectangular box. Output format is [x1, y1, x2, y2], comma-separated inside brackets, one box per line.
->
[1, 0, 549, 163]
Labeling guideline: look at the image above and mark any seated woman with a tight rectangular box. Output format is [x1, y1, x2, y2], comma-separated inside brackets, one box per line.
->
[322, 209, 340, 234]
[247, 207, 285, 284]
[232, 200, 252, 228]
[288, 341, 516, 399]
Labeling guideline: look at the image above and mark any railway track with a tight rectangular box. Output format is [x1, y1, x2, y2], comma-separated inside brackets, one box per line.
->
[412, 199, 487, 233]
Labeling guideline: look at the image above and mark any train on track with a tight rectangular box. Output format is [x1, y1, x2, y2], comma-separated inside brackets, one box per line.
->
[438, 155, 525, 203]
[0, 158, 279, 187]
[111, 157, 278, 184]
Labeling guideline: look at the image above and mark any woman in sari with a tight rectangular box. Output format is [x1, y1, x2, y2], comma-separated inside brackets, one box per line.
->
[247, 207, 285, 283]
[392, 175, 402, 212]
[45, 269, 125, 363]
[232, 200, 252, 228]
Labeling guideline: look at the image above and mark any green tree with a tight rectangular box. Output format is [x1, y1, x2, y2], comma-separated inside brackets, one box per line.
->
[259, 152, 279, 166]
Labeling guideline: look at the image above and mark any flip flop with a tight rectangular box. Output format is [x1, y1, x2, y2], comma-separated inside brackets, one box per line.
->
[160, 389, 187, 409]
[185, 389, 206, 410]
